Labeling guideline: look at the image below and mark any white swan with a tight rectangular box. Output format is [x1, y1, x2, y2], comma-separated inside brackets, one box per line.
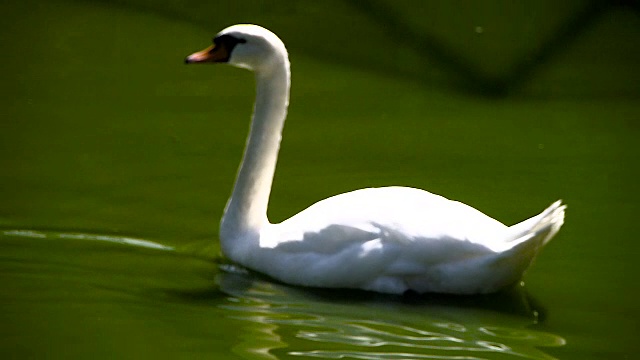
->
[185, 24, 566, 295]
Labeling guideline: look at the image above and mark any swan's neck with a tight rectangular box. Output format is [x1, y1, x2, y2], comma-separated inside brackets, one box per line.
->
[220, 60, 290, 252]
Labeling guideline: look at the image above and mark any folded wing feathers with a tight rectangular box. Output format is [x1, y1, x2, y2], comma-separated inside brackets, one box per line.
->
[505, 200, 566, 247]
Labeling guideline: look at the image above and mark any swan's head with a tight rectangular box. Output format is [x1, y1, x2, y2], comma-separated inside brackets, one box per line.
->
[185, 24, 288, 73]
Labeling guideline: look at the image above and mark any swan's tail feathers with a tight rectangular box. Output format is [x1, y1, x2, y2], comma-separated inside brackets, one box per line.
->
[505, 200, 566, 248]
[481, 201, 566, 289]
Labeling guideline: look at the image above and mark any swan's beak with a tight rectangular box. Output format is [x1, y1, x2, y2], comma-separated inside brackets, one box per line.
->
[184, 43, 229, 64]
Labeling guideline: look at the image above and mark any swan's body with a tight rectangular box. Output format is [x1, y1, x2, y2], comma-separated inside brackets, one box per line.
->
[185, 24, 566, 294]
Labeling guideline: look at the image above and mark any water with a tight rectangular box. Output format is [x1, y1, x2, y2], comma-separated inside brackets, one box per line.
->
[1, 0, 638, 358]
[2, 229, 565, 359]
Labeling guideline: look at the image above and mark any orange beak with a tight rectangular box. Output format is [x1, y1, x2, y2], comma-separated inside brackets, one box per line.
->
[185, 43, 229, 64]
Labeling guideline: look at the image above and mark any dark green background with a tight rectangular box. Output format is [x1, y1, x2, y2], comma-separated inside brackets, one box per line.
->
[1, 0, 638, 358]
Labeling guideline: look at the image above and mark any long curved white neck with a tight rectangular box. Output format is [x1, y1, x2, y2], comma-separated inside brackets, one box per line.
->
[220, 58, 290, 250]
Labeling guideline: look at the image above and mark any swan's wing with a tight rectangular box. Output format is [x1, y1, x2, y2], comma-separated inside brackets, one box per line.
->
[253, 187, 510, 292]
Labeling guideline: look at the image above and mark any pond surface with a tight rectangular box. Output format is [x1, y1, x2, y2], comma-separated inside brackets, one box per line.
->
[1, 1, 638, 359]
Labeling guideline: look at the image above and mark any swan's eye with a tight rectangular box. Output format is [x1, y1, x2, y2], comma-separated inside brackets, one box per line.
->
[213, 34, 247, 48]
[186, 34, 246, 64]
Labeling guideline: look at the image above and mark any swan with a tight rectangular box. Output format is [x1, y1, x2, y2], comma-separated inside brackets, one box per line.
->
[185, 24, 566, 295]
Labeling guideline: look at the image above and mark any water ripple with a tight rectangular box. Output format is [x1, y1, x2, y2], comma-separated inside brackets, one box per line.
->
[217, 271, 565, 360]
[291, 350, 485, 359]
[0, 228, 566, 359]
[2, 229, 173, 251]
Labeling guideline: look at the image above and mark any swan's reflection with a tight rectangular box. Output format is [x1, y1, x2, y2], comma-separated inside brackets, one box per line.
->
[216, 266, 565, 359]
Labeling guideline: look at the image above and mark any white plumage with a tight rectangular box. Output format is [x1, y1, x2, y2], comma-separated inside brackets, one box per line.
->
[185, 24, 566, 294]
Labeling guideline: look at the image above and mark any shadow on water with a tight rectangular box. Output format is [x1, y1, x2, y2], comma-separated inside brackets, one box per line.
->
[1, 229, 564, 359]
[342, 0, 628, 97]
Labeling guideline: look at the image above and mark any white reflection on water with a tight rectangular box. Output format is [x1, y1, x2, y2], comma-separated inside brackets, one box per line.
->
[2, 229, 174, 250]
[218, 268, 565, 360]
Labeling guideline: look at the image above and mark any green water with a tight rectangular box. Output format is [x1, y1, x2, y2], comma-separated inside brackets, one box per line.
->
[1, 0, 638, 359]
